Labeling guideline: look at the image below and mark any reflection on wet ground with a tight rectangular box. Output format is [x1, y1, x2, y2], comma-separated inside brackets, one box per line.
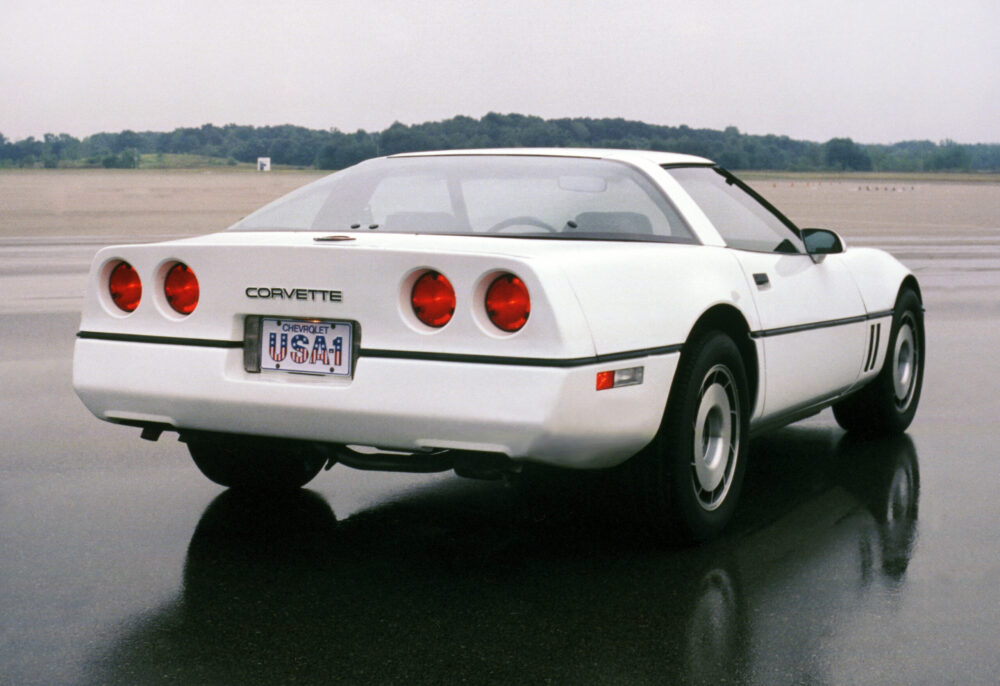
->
[79, 431, 918, 686]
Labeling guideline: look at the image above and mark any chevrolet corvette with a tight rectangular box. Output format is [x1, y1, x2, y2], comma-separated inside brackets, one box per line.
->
[73, 149, 924, 540]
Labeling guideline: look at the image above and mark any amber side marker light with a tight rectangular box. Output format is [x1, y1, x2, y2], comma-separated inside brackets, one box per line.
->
[164, 263, 200, 314]
[109, 261, 142, 312]
[485, 273, 530, 332]
[411, 271, 456, 327]
[596, 367, 644, 391]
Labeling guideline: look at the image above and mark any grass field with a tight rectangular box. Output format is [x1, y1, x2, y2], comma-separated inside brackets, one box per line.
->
[1, 169, 997, 240]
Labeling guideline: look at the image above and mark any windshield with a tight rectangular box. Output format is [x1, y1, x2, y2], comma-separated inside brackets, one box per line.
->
[231, 155, 696, 243]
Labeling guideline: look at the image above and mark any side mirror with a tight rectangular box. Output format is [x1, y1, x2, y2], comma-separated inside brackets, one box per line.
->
[802, 228, 845, 263]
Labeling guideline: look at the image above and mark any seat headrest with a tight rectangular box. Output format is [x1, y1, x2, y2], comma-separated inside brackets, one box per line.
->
[572, 212, 653, 235]
[383, 212, 462, 232]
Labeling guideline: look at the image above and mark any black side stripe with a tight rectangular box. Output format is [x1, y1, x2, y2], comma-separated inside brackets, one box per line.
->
[359, 344, 684, 368]
[77, 330, 683, 368]
[750, 309, 894, 339]
[77, 331, 243, 348]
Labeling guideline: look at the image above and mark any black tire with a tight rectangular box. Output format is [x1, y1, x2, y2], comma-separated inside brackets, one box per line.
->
[634, 331, 750, 542]
[833, 289, 924, 435]
[185, 432, 327, 491]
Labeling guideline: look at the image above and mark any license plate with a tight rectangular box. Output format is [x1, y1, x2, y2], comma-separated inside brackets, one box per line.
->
[258, 318, 354, 376]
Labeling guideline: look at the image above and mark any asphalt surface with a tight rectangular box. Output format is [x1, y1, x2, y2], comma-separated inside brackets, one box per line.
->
[2, 232, 999, 685]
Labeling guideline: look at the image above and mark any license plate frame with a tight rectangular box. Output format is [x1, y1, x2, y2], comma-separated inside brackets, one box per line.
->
[244, 316, 358, 377]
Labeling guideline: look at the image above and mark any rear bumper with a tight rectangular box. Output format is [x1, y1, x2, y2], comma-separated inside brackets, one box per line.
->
[72, 338, 679, 469]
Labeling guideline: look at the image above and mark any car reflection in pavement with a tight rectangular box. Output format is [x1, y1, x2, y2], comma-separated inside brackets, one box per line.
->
[83, 429, 919, 686]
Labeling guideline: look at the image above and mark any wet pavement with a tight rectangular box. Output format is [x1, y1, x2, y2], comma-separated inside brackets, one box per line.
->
[2, 228, 1000, 685]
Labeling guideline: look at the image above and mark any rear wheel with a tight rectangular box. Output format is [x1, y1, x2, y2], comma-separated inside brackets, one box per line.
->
[833, 289, 924, 435]
[634, 332, 749, 541]
[185, 433, 326, 491]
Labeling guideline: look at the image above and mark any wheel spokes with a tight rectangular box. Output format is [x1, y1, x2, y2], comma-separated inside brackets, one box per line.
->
[691, 365, 741, 511]
[893, 315, 919, 410]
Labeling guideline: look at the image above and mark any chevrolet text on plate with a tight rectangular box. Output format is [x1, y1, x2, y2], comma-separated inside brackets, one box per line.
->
[73, 149, 924, 541]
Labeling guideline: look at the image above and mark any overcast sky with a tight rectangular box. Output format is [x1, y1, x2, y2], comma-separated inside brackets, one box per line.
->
[2, 0, 997, 144]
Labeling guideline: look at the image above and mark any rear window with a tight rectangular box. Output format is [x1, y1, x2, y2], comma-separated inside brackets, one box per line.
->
[232, 155, 697, 243]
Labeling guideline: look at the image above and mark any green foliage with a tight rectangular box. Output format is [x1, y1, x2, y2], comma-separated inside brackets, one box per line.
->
[315, 131, 378, 170]
[927, 141, 971, 171]
[3, 116, 998, 172]
[101, 149, 138, 168]
[823, 138, 872, 171]
[135, 153, 245, 169]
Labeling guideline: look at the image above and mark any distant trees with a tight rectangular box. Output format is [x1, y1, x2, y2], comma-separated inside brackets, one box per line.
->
[101, 150, 139, 168]
[315, 131, 378, 170]
[823, 138, 872, 171]
[927, 141, 972, 171]
[1, 117, 997, 172]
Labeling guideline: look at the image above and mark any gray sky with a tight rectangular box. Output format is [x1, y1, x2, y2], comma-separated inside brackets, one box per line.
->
[2, 0, 997, 144]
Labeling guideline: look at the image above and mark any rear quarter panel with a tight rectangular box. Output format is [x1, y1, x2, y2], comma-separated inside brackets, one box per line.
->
[552, 243, 761, 354]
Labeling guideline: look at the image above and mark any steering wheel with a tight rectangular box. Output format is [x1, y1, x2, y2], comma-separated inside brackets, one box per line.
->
[487, 216, 558, 234]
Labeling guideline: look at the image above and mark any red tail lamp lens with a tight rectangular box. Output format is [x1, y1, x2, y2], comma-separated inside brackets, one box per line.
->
[164, 263, 199, 314]
[411, 271, 455, 327]
[486, 273, 530, 332]
[109, 261, 141, 312]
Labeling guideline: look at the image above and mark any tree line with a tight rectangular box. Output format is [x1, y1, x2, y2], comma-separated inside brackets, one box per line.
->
[2, 113, 997, 172]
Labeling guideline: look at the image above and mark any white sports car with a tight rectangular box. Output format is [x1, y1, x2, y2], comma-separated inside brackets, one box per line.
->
[73, 149, 924, 540]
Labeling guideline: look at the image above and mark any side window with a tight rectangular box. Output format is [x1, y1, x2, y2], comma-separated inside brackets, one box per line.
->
[668, 167, 803, 253]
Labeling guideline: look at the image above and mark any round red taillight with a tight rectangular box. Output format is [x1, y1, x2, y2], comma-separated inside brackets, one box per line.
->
[411, 271, 455, 327]
[164, 262, 199, 314]
[109, 261, 142, 312]
[485, 273, 530, 332]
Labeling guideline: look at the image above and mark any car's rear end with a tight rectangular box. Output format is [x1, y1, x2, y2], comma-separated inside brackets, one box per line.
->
[73, 230, 688, 469]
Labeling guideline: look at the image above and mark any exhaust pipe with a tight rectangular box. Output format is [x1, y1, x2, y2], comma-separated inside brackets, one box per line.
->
[327, 445, 521, 480]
